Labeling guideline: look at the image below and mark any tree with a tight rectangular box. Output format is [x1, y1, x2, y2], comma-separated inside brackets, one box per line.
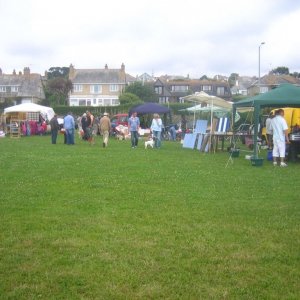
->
[270, 66, 289, 75]
[119, 92, 142, 106]
[46, 67, 70, 79]
[291, 72, 300, 78]
[44, 67, 73, 106]
[200, 75, 208, 80]
[228, 73, 239, 87]
[124, 82, 158, 102]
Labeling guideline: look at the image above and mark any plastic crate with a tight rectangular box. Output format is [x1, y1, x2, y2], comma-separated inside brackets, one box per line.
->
[251, 157, 264, 166]
[230, 149, 240, 157]
[267, 150, 273, 161]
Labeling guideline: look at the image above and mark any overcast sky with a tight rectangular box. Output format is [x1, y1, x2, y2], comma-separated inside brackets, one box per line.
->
[1, 0, 300, 78]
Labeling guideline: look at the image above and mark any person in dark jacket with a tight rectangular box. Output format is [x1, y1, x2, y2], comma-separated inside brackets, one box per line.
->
[49, 114, 60, 144]
[81, 113, 88, 140]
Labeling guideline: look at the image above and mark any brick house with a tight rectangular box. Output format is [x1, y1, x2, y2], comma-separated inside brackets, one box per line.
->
[68, 63, 135, 106]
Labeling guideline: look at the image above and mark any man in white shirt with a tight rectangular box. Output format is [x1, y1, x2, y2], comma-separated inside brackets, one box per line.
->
[271, 109, 290, 167]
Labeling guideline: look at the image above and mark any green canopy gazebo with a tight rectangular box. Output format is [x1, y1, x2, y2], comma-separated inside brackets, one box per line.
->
[233, 83, 300, 158]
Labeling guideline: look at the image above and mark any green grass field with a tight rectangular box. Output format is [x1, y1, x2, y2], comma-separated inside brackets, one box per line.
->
[0, 135, 299, 299]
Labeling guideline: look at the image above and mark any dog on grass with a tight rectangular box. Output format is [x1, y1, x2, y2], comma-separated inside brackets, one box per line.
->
[145, 137, 154, 149]
[116, 134, 124, 141]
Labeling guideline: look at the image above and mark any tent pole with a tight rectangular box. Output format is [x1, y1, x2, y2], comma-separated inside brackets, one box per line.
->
[253, 104, 260, 158]
[210, 100, 213, 152]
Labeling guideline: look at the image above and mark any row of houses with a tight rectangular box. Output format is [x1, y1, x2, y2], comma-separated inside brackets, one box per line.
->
[1, 64, 300, 107]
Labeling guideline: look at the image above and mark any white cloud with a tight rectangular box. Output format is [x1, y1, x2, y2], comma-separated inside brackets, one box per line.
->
[1, 0, 300, 77]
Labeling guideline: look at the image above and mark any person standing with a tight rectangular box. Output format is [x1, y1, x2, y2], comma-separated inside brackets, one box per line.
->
[80, 113, 88, 140]
[169, 124, 177, 141]
[86, 111, 95, 145]
[128, 111, 140, 148]
[181, 114, 187, 140]
[271, 109, 290, 167]
[265, 112, 274, 150]
[151, 113, 163, 148]
[99, 112, 111, 148]
[49, 114, 60, 144]
[64, 112, 75, 145]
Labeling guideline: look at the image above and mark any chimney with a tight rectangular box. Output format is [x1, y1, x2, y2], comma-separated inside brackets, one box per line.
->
[105, 64, 108, 70]
[23, 67, 30, 76]
[13, 69, 16, 75]
[120, 63, 126, 81]
[121, 63, 125, 72]
[69, 64, 75, 79]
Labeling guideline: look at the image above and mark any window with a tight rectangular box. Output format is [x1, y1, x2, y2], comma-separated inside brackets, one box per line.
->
[259, 86, 268, 94]
[79, 99, 86, 106]
[110, 84, 119, 92]
[26, 112, 39, 121]
[70, 99, 78, 106]
[0, 86, 6, 92]
[111, 99, 119, 105]
[93, 99, 97, 105]
[216, 87, 225, 96]
[11, 86, 19, 92]
[171, 85, 188, 92]
[73, 84, 83, 92]
[104, 99, 111, 106]
[90, 85, 102, 93]
[155, 86, 163, 94]
[159, 97, 169, 104]
[98, 99, 103, 105]
[202, 85, 212, 91]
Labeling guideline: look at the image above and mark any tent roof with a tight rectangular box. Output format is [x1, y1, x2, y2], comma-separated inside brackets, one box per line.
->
[129, 102, 170, 115]
[4, 103, 55, 121]
[233, 83, 300, 108]
[182, 91, 232, 109]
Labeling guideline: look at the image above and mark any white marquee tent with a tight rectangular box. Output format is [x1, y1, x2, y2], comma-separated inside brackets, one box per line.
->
[4, 103, 55, 121]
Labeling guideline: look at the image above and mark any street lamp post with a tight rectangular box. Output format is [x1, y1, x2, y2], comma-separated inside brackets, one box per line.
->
[258, 42, 265, 92]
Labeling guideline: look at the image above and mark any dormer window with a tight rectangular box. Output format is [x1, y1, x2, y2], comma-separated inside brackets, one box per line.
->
[216, 86, 225, 96]
[155, 86, 163, 94]
[171, 85, 188, 92]
[202, 85, 212, 91]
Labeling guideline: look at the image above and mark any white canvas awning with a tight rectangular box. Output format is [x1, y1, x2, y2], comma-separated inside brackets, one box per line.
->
[4, 103, 55, 121]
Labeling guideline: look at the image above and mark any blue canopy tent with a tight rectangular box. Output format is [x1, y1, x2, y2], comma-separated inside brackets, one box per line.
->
[129, 102, 170, 115]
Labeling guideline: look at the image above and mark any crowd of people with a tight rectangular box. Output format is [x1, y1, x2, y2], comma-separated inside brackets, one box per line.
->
[49, 111, 170, 149]
[49, 109, 291, 166]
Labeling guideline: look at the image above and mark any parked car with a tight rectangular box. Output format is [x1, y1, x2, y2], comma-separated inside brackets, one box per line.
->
[111, 113, 128, 134]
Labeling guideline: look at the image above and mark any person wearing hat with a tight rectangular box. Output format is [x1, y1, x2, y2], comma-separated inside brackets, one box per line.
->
[99, 112, 111, 148]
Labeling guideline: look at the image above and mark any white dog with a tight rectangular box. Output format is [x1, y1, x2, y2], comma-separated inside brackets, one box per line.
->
[116, 134, 124, 141]
[145, 137, 154, 149]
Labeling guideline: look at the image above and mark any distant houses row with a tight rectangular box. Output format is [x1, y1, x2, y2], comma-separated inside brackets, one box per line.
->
[1, 64, 300, 107]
